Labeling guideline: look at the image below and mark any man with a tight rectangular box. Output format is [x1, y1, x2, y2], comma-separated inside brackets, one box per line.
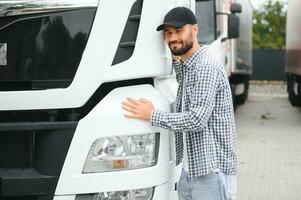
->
[121, 7, 237, 200]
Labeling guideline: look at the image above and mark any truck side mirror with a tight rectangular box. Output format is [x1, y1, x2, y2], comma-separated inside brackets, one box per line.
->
[228, 14, 240, 39]
[230, 3, 242, 13]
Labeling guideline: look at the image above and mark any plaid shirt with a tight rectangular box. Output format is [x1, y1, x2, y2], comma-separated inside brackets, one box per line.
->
[151, 46, 237, 179]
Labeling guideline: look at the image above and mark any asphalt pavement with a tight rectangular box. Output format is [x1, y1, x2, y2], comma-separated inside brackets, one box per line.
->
[236, 81, 301, 200]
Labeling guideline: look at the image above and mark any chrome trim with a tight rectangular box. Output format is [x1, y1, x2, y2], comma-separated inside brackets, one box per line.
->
[0, 43, 7, 66]
[0, 0, 99, 17]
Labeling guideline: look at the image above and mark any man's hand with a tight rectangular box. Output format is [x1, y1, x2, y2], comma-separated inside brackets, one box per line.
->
[121, 97, 155, 121]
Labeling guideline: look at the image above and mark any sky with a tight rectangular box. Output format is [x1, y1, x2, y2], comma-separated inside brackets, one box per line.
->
[250, 0, 288, 10]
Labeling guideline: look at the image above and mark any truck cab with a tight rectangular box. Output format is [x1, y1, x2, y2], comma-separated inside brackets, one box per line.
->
[0, 0, 249, 199]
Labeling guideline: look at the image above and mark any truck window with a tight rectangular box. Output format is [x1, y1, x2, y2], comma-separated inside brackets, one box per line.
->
[195, 0, 216, 44]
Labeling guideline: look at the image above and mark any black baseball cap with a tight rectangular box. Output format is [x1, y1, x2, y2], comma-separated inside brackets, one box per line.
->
[156, 7, 197, 31]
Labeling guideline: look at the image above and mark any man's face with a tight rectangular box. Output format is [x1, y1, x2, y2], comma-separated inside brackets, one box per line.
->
[163, 24, 196, 56]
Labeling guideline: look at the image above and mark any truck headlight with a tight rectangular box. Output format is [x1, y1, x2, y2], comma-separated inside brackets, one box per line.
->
[75, 187, 154, 200]
[83, 133, 159, 173]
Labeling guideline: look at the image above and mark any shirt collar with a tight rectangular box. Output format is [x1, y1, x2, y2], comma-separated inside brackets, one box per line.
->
[182, 46, 206, 69]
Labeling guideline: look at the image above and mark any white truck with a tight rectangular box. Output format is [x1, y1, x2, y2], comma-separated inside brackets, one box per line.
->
[196, 0, 252, 108]
[0, 0, 249, 199]
[286, 0, 301, 106]
[229, 0, 252, 106]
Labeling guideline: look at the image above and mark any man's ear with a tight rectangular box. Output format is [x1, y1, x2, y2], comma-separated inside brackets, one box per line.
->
[193, 24, 199, 36]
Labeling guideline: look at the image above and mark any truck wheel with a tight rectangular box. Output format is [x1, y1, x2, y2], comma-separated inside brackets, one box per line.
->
[287, 74, 301, 106]
[231, 83, 236, 111]
[234, 76, 249, 105]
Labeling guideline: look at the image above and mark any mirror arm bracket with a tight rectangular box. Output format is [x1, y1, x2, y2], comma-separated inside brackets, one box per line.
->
[216, 12, 230, 16]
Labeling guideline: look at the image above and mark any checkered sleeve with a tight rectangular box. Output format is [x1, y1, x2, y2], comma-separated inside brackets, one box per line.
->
[150, 64, 219, 132]
[173, 61, 183, 84]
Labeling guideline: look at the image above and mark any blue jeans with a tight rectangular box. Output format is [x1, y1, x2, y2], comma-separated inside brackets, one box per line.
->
[223, 174, 237, 200]
[178, 170, 227, 200]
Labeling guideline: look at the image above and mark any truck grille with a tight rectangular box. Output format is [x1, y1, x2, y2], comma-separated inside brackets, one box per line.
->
[0, 121, 77, 199]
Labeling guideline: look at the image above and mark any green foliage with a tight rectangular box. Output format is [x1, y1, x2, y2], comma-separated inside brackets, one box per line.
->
[253, 0, 286, 49]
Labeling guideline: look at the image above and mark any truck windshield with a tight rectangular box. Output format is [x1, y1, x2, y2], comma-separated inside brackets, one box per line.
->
[195, 0, 216, 44]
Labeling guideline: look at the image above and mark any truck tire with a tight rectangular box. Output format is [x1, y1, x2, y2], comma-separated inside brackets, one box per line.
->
[287, 74, 301, 106]
[234, 76, 249, 105]
[230, 83, 236, 111]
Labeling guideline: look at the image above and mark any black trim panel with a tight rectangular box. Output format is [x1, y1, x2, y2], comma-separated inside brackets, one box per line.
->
[79, 78, 154, 117]
[0, 122, 77, 131]
[112, 0, 143, 66]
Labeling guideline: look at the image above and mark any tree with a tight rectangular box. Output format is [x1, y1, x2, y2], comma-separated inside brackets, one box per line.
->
[253, 0, 286, 49]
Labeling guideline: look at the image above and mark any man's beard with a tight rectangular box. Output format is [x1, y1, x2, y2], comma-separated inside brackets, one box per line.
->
[169, 40, 193, 56]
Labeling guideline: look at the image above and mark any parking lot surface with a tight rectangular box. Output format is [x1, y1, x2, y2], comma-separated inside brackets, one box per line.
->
[236, 82, 301, 200]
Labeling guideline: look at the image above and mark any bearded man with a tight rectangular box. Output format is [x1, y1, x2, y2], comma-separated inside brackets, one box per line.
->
[122, 7, 237, 200]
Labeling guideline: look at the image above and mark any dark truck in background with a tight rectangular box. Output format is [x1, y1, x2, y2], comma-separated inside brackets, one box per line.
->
[286, 0, 301, 106]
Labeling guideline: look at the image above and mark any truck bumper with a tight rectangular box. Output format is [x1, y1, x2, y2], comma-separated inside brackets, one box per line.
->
[53, 182, 174, 200]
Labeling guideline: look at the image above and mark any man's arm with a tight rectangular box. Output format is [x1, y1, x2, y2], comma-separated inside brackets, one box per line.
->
[150, 64, 219, 132]
[121, 64, 220, 132]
